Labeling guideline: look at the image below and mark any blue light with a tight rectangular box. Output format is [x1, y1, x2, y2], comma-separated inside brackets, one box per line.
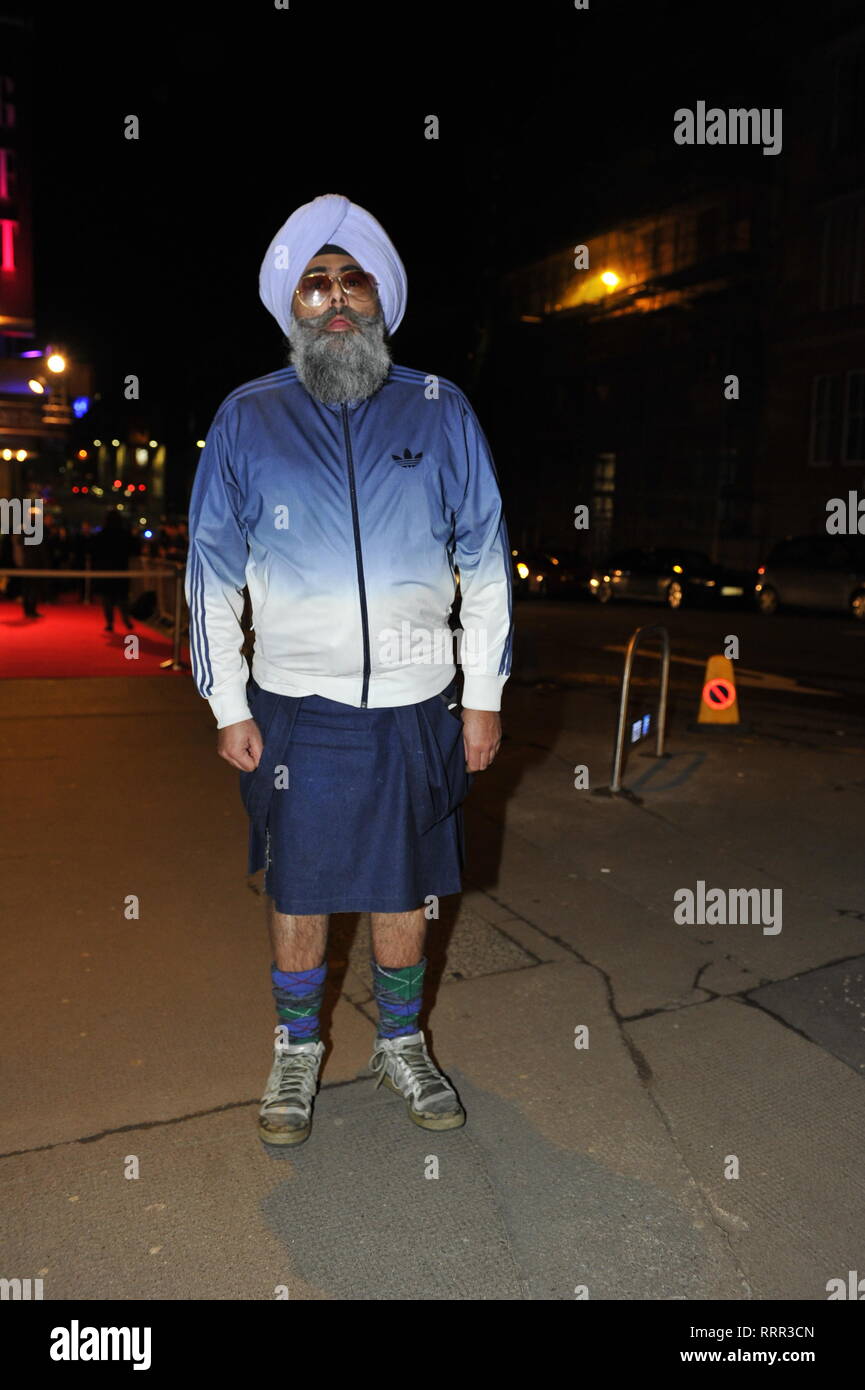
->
[631, 719, 642, 744]
[642, 714, 651, 736]
[143, 529, 153, 538]
[72, 396, 90, 418]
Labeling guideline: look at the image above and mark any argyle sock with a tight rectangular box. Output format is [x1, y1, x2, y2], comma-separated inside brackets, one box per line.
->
[371, 957, 426, 1039]
[270, 960, 327, 1043]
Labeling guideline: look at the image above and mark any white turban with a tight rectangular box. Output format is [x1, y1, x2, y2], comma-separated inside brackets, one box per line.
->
[258, 192, 407, 337]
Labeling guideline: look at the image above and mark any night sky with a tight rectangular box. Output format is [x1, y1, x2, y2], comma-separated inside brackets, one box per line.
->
[21, 0, 803, 459]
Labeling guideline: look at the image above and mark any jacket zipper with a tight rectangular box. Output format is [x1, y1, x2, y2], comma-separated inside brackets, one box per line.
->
[341, 404, 371, 706]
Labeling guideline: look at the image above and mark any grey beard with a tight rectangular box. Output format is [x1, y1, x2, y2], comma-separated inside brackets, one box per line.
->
[285, 304, 392, 405]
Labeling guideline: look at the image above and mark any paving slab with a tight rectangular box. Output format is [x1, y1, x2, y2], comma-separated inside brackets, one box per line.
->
[3, 963, 748, 1300]
[627, 997, 865, 1300]
[747, 957, 865, 1078]
[0, 1109, 329, 1301]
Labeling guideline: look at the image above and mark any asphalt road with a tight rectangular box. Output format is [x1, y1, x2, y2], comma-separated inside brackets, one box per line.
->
[2, 596, 864, 1303]
[511, 596, 865, 737]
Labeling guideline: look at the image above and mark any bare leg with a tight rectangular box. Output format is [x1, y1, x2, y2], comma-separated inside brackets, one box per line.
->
[268, 900, 329, 971]
[370, 907, 427, 967]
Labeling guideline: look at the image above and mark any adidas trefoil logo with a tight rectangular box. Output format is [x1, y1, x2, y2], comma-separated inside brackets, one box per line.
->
[392, 447, 424, 467]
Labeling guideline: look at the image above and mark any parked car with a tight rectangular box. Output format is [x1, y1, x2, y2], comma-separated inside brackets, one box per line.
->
[512, 549, 593, 599]
[590, 546, 749, 609]
[755, 535, 865, 619]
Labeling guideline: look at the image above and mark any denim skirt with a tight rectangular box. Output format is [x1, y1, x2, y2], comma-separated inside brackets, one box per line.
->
[242, 676, 472, 915]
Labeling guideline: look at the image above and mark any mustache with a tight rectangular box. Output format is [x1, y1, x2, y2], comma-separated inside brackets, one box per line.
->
[307, 305, 379, 331]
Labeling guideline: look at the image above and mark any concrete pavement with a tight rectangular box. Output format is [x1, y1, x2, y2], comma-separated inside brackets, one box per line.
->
[1, 645, 863, 1300]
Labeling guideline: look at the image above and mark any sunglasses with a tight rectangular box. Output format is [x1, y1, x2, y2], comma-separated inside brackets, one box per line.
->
[294, 269, 378, 309]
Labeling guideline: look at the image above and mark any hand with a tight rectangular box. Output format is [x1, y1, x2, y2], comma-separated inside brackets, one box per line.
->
[461, 708, 502, 772]
[217, 717, 263, 771]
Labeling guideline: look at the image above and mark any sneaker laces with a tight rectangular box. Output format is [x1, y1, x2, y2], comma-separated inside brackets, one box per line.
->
[371, 1037, 444, 1100]
[263, 1049, 320, 1110]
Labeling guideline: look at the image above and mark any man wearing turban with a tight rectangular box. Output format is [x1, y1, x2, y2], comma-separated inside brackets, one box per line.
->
[185, 194, 513, 1148]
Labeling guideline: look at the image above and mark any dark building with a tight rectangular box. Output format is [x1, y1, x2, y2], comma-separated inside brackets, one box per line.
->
[762, 13, 865, 542]
[0, 12, 168, 532]
[0, 13, 32, 347]
[0, 10, 40, 501]
[489, 181, 770, 570]
[487, 0, 864, 572]
[0, 12, 98, 507]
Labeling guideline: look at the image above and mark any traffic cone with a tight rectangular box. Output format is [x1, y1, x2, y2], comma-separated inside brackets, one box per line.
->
[691, 654, 749, 733]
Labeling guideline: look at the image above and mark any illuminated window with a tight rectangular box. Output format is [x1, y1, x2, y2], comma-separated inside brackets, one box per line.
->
[0, 148, 15, 200]
[0, 217, 17, 271]
[592, 454, 616, 556]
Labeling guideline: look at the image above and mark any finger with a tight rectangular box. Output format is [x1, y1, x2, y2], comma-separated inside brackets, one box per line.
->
[225, 748, 257, 771]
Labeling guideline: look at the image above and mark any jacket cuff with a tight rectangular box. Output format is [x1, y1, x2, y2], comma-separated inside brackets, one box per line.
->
[208, 688, 254, 730]
[461, 673, 507, 712]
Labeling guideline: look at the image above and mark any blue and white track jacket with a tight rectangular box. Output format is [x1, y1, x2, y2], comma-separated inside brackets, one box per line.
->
[184, 364, 514, 728]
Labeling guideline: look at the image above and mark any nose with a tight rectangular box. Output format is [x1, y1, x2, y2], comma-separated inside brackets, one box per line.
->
[329, 278, 348, 309]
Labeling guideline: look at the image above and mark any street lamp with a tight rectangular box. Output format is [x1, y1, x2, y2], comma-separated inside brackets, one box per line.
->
[28, 346, 72, 423]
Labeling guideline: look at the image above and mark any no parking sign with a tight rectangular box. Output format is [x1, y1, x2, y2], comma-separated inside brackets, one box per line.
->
[698, 656, 740, 724]
[703, 677, 736, 710]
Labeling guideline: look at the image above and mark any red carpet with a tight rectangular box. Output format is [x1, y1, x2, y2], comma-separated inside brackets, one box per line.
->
[0, 594, 190, 678]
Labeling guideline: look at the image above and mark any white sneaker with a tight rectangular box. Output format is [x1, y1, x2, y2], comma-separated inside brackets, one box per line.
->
[369, 1030, 466, 1130]
[258, 1034, 325, 1146]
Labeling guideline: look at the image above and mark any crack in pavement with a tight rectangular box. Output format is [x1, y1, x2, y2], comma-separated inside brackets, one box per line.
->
[466, 889, 759, 1298]
[0, 1075, 368, 1161]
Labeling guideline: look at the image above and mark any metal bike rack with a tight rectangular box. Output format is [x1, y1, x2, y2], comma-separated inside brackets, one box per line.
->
[607, 623, 671, 795]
